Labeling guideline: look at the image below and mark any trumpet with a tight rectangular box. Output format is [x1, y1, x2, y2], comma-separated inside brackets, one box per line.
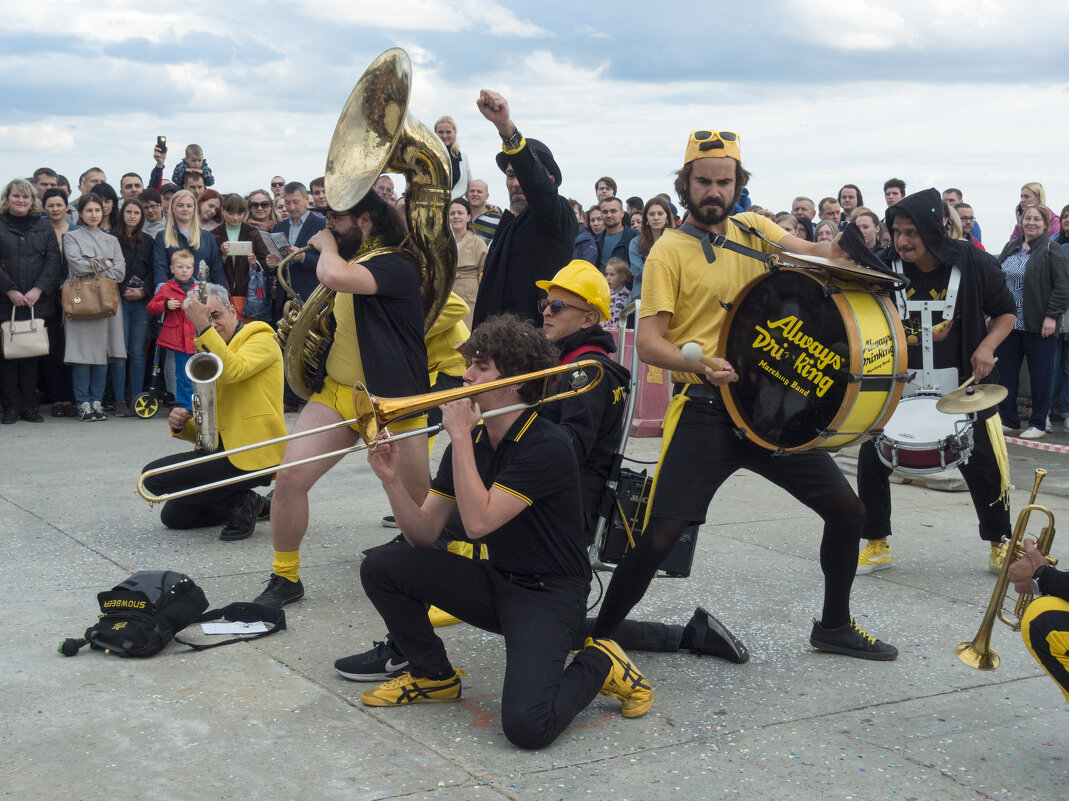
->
[955, 468, 1058, 670]
[136, 359, 604, 506]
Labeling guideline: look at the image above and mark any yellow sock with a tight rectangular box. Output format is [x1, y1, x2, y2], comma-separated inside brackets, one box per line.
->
[272, 550, 301, 582]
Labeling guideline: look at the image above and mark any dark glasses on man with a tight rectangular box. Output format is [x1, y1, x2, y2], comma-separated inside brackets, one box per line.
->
[690, 130, 740, 152]
[271, 181, 285, 187]
[538, 298, 586, 315]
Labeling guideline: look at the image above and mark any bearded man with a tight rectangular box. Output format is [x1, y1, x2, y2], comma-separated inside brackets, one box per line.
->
[252, 190, 430, 607]
[589, 129, 898, 662]
[470, 89, 576, 328]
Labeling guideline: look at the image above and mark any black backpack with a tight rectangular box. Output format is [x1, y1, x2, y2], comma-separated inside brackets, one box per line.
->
[60, 571, 285, 658]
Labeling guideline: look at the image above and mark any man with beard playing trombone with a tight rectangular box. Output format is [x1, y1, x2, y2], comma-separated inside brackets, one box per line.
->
[252, 190, 430, 608]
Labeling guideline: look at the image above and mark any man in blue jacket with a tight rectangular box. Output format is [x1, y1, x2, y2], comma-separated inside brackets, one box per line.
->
[594, 196, 637, 270]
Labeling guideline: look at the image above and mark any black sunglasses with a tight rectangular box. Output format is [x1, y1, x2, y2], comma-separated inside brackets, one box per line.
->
[249, 201, 271, 209]
[538, 298, 587, 315]
[271, 181, 285, 187]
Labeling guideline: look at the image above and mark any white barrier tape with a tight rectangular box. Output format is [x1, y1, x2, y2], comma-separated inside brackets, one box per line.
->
[1004, 436, 1069, 454]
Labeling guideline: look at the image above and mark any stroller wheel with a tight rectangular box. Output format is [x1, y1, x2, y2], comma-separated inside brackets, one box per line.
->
[133, 392, 159, 419]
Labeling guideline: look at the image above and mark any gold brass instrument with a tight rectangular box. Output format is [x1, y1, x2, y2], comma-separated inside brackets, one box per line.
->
[955, 468, 1058, 670]
[137, 360, 603, 506]
[275, 47, 456, 400]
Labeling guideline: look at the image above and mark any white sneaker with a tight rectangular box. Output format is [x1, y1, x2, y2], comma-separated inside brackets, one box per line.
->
[78, 402, 94, 421]
[91, 401, 108, 421]
[1063, 419, 1069, 434]
[1046, 416, 1053, 433]
[1019, 427, 1046, 440]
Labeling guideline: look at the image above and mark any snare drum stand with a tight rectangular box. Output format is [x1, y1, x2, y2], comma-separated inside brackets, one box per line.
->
[893, 261, 962, 397]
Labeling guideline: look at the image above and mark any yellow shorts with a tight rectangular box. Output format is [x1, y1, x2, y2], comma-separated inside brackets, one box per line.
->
[309, 375, 428, 438]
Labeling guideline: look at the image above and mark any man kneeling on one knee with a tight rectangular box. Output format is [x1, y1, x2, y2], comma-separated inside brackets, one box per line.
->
[353, 314, 652, 750]
[141, 284, 284, 540]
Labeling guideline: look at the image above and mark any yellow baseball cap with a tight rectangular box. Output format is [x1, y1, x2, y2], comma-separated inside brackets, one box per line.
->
[684, 130, 741, 164]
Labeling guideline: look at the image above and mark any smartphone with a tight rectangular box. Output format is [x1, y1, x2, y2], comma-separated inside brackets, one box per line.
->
[156, 135, 167, 153]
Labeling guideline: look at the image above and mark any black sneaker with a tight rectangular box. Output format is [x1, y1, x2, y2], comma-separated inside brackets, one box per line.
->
[335, 635, 409, 682]
[381, 515, 399, 528]
[252, 573, 305, 608]
[810, 617, 898, 661]
[362, 533, 407, 556]
[220, 491, 265, 541]
[684, 607, 749, 663]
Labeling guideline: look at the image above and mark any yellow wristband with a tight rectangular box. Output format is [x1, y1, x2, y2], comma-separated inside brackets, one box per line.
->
[501, 136, 527, 156]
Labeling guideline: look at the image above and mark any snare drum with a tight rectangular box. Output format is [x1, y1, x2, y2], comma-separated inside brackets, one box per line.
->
[716, 268, 906, 452]
[876, 393, 973, 474]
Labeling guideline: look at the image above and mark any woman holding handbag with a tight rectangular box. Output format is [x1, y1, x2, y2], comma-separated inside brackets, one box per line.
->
[113, 198, 154, 416]
[62, 194, 126, 422]
[0, 178, 63, 423]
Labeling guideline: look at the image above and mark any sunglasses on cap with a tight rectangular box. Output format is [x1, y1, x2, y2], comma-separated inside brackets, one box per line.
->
[690, 130, 740, 152]
[538, 298, 588, 315]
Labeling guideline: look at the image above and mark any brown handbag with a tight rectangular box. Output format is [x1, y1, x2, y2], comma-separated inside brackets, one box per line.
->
[61, 258, 119, 320]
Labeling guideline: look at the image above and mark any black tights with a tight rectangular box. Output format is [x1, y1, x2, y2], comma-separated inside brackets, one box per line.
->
[592, 484, 864, 638]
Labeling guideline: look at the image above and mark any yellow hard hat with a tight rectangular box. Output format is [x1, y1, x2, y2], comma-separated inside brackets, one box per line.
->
[536, 260, 611, 322]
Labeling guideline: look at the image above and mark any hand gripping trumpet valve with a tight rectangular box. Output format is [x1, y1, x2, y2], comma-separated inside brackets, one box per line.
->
[955, 468, 1057, 671]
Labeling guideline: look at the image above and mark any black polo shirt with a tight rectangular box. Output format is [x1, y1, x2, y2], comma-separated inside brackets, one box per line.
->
[352, 252, 429, 398]
[429, 409, 591, 581]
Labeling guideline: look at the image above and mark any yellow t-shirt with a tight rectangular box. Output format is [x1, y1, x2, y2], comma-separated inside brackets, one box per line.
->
[425, 292, 470, 381]
[640, 213, 788, 384]
[325, 291, 366, 388]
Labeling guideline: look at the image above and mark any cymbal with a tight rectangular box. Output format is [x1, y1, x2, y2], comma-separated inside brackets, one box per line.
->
[936, 384, 1008, 414]
[774, 251, 908, 287]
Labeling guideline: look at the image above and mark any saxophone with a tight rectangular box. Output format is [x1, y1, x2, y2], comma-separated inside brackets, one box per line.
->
[189, 261, 222, 452]
[274, 47, 456, 400]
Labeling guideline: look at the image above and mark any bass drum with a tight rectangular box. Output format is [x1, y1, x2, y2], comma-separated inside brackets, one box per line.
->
[716, 268, 906, 452]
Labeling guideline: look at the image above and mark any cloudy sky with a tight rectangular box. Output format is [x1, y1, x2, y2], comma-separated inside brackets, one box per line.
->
[3, 1, 1068, 246]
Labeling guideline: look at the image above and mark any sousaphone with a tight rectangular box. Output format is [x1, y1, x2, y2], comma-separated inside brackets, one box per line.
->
[275, 47, 457, 399]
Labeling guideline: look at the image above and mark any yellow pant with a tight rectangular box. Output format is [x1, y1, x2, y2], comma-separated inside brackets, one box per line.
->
[309, 376, 427, 436]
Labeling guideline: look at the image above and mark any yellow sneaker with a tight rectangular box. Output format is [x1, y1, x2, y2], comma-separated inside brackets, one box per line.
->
[989, 541, 1008, 575]
[427, 605, 462, 628]
[857, 539, 892, 575]
[584, 638, 653, 718]
[359, 669, 467, 707]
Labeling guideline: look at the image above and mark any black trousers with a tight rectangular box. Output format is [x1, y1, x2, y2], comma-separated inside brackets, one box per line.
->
[593, 394, 864, 638]
[361, 547, 612, 750]
[1, 355, 38, 411]
[142, 450, 269, 529]
[856, 408, 1010, 543]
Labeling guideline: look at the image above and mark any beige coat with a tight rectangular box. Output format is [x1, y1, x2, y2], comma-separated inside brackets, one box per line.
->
[62, 227, 127, 364]
[452, 230, 487, 329]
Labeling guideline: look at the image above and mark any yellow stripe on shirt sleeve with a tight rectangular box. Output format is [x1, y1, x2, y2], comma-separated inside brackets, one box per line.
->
[429, 488, 456, 501]
[492, 483, 532, 506]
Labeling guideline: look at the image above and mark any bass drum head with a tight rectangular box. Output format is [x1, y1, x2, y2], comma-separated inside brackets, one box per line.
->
[721, 270, 852, 449]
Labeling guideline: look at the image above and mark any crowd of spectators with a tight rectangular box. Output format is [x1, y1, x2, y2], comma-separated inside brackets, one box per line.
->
[3, 139, 1068, 436]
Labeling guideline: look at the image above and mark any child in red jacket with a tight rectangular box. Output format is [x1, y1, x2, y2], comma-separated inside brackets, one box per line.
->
[147, 249, 198, 410]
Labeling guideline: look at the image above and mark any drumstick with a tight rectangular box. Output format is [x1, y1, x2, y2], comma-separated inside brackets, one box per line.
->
[954, 356, 998, 392]
[681, 342, 739, 383]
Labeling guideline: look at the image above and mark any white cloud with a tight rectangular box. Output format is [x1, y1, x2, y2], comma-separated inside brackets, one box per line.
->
[0, 124, 77, 154]
[781, 0, 1055, 52]
[293, 0, 550, 36]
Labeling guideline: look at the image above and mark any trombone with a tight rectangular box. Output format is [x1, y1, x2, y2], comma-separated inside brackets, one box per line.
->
[136, 359, 604, 506]
[955, 468, 1058, 670]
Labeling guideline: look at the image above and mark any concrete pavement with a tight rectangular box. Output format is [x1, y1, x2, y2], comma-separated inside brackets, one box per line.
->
[2, 410, 1067, 800]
